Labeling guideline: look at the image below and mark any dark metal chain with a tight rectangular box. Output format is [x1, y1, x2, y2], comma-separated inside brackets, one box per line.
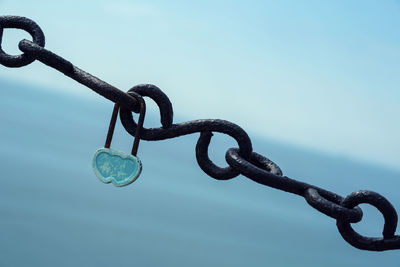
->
[1, 15, 399, 251]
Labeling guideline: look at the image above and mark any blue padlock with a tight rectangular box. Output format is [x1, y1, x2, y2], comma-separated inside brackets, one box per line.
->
[92, 92, 146, 187]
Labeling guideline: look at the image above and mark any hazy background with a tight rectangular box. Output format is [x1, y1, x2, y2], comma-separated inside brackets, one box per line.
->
[0, 1, 399, 266]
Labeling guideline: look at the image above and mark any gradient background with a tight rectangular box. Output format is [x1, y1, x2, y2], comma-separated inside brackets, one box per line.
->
[0, 1, 399, 266]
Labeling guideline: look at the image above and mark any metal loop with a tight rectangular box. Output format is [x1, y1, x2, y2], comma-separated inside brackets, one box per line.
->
[247, 150, 283, 177]
[225, 148, 283, 177]
[0, 16, 45, 67]
[193, 125, 253, 179]
[196, 131, 241, 180]
[120, 84, 173, 135]
[226, 148, 302, 192]
[336, 190, 400, 251]
[304, 188, 363, 223]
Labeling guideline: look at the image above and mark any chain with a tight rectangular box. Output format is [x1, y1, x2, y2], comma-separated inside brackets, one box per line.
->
[1, 15, 399, 252]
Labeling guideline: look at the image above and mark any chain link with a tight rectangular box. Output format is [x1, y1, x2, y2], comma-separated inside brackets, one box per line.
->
[1, 15, 399, 252]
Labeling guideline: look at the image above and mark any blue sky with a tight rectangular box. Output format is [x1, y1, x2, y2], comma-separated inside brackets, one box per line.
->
[1, 0, 399, 170]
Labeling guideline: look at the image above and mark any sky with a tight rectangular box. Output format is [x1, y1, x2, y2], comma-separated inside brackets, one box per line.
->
[0, 0, 399, 170]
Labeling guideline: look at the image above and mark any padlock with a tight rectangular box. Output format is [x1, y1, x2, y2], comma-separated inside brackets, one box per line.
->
[92, 92, 146, 187]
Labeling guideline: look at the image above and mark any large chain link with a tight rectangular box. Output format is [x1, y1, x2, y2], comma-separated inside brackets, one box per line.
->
[1, 15, 399, 251]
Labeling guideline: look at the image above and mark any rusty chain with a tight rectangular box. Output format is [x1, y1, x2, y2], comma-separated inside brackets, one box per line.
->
[1, 15, 399, 251]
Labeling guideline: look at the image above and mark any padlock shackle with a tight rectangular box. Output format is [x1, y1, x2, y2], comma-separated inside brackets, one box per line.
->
[130, 92, 146, 156]
[104, 103, 120, 149]
[104, 92, 146, 157]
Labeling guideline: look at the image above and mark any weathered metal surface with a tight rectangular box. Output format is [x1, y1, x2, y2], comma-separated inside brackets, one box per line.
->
[1, 15, 399, 251]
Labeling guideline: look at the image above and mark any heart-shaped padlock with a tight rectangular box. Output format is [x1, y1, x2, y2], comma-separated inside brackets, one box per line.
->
[92, 92, 146, 187]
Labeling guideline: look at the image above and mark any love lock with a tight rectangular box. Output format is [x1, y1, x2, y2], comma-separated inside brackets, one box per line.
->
[92, 91, 146, 187]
